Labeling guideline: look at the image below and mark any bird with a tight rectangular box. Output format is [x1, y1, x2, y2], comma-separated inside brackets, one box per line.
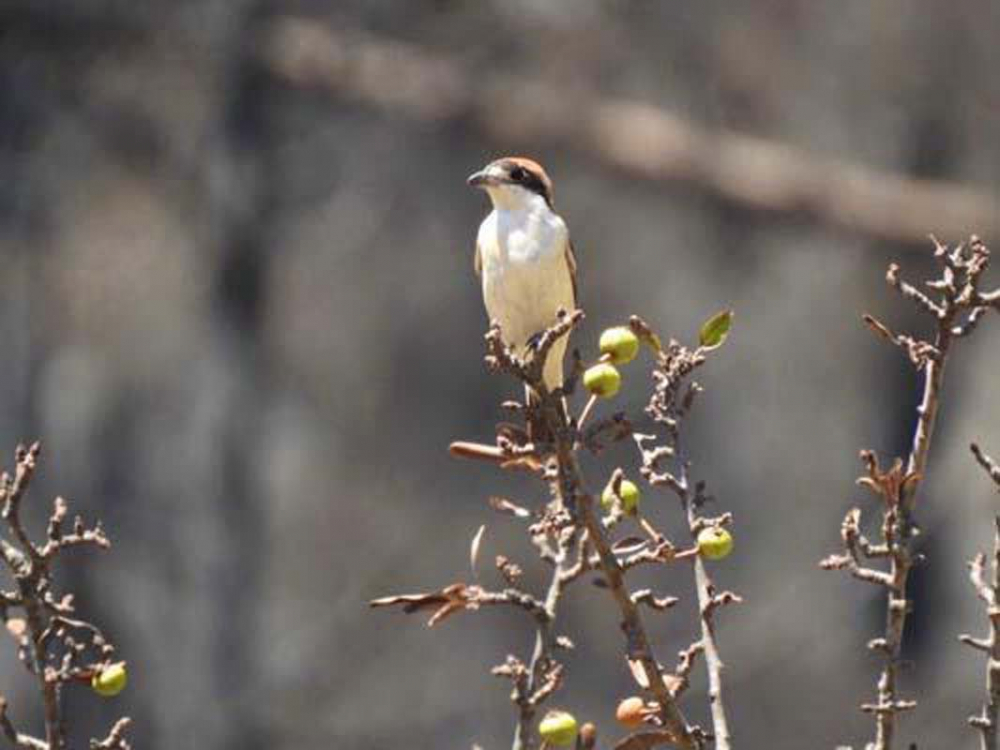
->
[467, 157, 577, 395]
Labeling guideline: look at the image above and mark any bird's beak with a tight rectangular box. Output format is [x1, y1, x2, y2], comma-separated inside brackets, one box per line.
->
[467, 167, 499, 188]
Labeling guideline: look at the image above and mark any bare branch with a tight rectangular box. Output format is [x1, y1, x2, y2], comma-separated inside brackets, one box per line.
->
[972, 444, 1000, 489]
[0, 445, 130, 750]
[826, 238, 997, 749]
[632, 327, 738, 749]
[89, 718, 132, 750]
[960, 518, 1000, 750]
[0, 697, 48, 750]
[379, 306, 743, 749]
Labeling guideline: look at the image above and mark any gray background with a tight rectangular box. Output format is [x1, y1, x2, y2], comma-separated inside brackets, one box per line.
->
[0, 1, 998, 748]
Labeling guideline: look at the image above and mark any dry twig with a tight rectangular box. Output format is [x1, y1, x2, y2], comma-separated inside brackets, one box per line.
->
[0, 443, 130, 750]
[972, 444, 1000, 489]
[374, 307, 737, 749]
[959, 517, 1000, 750]
[633, 320, 741, 750]
[822, 237, 998, 750]
[960, 448, 1000, 750]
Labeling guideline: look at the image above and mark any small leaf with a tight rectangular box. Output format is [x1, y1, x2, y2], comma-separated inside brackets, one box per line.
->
[699, 309, 734, 349]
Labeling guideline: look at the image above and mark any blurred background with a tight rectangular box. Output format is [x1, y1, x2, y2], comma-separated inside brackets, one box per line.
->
[0, 1, 998, 748]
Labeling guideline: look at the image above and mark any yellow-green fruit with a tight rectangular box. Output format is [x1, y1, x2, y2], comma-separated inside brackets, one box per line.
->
[539, 710, 578, 747]
[91, 662, 127, 697]
[697, 527, 733, 560]
[582, 363, 621, 398]
[599, 327, 640, 365]
[602, 479, 641, 515]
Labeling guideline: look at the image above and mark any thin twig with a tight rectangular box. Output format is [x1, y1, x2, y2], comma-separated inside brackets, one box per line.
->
[379, 311, 733, 748]
[824, 237, 996, 750]
[959, 518, 1000, 750]
[89, 718, 132, 750]
[688, 505, 734, 748]
[511, 530, 576, 750]
[491, 313, 703, 748]
[0, 697, 48, 750]
[0, 444, 129, 750]
[972, 444, 1000, 489]
[635, 333, 738, 749]
[2, 444, 65, 750]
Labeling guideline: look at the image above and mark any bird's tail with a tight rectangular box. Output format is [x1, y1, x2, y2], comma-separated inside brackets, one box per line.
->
[541, 337, 568, 395]
[524, 337, 569, 436]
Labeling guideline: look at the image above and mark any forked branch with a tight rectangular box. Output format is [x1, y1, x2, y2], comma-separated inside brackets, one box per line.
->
[823, 236, 997, 750]
[0, 443, 130, 750]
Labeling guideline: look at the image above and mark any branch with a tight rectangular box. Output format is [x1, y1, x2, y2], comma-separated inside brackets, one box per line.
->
[576, 499, 701, 747]
[972, 444, 1000, 489]
[381, 310, 738, 749]
[959, 518, 1000, 750]
[261, 17, 1000, 245]
[491, 312, 703, 748]
[0, 444, 130, 750]
[2, 444, 65, 750]
[825, 237, 997, 749]
[634, 327, 739, 749]
[509, 530, 578, 749]
[0, 697, 48, 750]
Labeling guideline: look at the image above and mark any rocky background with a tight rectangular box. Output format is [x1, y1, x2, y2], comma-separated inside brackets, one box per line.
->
[0, 2, 998, 748]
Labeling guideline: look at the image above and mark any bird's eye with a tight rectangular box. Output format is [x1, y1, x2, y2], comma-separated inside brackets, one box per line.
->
[509, 166, 526, 182]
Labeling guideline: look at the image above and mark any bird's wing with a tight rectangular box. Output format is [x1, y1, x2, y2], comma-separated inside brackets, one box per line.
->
[566, 238, 578, 305]
[474, 240, 482, 278]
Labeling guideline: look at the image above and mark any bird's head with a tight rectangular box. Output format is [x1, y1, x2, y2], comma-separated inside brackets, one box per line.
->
[468, 157, 554, 210]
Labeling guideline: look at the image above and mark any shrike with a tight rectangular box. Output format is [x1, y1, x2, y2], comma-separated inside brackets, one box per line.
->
[468, 157, 577, 393]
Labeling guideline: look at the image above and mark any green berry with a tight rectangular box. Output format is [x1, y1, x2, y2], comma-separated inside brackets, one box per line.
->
[599, 327, 640, 365]
[697, 527, 733, 560]
[91, 662, 127, 697]
[602, 479, 641, 515]
[582, 363, 621, 398]
[539, 710, 578, 747]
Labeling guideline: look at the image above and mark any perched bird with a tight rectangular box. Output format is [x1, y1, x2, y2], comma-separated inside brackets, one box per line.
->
[467, 157, 577, 393]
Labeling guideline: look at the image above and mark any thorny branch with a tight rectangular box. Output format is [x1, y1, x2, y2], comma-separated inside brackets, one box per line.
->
[506, 521, 579, 748]
[484, 312, 713, 749]
[822, 237, 998, 750]
[0, 443, 130, 750]
[959, 517, 1000, 750]
[633, 326, 741, 750]
[374, 308, 741, 750]
[960, 448, 1000, 750]
[374, 311, 604, 749]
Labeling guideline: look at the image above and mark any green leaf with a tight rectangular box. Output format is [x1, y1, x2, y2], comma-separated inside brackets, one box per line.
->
[699, 309, 733, 349]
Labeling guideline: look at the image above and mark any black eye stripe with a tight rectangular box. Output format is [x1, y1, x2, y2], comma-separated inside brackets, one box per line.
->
[499, 161, 553, 206]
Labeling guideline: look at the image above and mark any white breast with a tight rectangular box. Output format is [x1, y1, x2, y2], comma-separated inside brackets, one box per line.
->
[477, 201, 575, 381]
